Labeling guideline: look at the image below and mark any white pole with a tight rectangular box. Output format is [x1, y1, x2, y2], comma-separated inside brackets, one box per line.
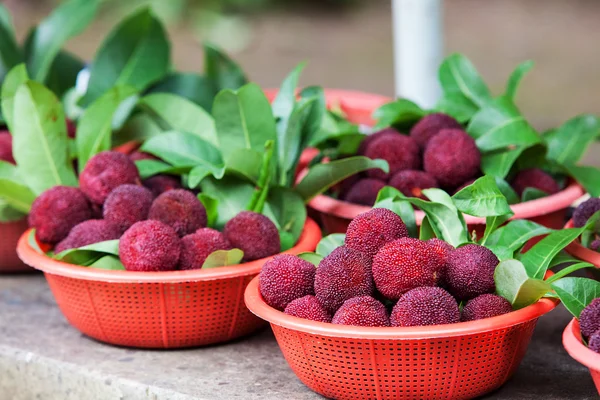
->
[392, 0, 443, 108]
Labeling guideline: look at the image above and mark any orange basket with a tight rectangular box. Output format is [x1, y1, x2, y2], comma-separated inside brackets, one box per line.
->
[17, 218, 321, 349]
[563, 318, 600, 395]
[0, 219, 31, 273]
[245, 277, 558, 400]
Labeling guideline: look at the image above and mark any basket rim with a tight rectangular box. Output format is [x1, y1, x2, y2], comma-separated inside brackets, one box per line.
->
[563, 318, 600, 369]
[564, 219, 600, 267]
[16, 218, 321, 283]
[308, 181, 584, 224]
[244, 276, 559, 340]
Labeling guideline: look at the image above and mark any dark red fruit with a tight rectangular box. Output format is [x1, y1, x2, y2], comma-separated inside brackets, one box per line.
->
[79, 151, 140, 204]
[445, 244, 499, 300]
[511, 168, 559, 198]
[143, 175, 182, 197]
[259, 254, 316, 311]
[357, 128, 399, 156]
[423, 129, 480, 189]
[129, 151, 157, 162]
[364, 134, 421, 180]
[390, 287, 460, 327]
[148, 189, 207, 237]
[588, 330, 600, 354]
[410, 113, 462, 149]
[332, 296, 390, 327]
[345, 208, 409, 258]
[314, 246, 374, 313]
[372, 238, 444, 300]
[66, 119, 77, 138]
[0, 132, 15, 164]
[342, 178, 386, 206]
[389, 170, 438, 199]
[223, 211, 280, 261]
[461, 294, 513, 322]
[284, 295, 331, 323]
[179, 228, 232, 270]
[54, 220, 121, 253]
[572, 198, 600, 228]
[119, 220, 181, 271]
[28, 186, 92, 244]
[103, 184, 153, 233]
[426, 238, 454, 281]
[580, 298, 600, 339]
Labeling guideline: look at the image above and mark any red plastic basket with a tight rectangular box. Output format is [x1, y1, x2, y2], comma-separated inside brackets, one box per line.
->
[0, 219, 30, 273]
[17, 218, 321, 349]
[563, 318, 600, 395]
[245, 277, 558, 400]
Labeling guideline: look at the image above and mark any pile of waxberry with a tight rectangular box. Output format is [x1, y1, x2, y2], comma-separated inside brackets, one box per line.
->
[335, 113, 560, 206]
[259, 208, 511, 327]
[28, 150, 280, 271]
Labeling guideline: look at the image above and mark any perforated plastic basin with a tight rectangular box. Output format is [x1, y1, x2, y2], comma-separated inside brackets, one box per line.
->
[245, 277, 558, 400]
[0, 219, 30, 273]
[17, 219, 321, 349]
[563, 318, 600, 395]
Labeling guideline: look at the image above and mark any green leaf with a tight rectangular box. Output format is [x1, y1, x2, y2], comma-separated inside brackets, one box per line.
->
[76, 85, 138, 170]
[199, 176, 255, 229]
[134, 160, 187, 180]
[494, 177, 520, 204]
[198, 193, 218, 228]
[28, 230, 45, 254]
[147, 72, 213, 111]
[419, 216, 436, 240]
[213, 83, 277, 161]
[0, 174, 36, 213]
[272, 62, 305, 136]
[316, 233, 345, 257]
[81, 8, 170, 106]
[505, 60, 534, 100]
[546, 262, 594, 284]
[482, 213, 512, 246]
[494, 259, 550, 309]
[480, 146, 526, 179]
[12, 81, 77, 194]
[552, 277, 600, 318]
[467, 97, 540, 152]
[113, 113, 162, 146]
[89, 256, 125, 271]
[224, 148, 265, 184]
[298, 252, 323, 267]
[0, 5, 22, 82]
[141, 130, 223, 169]
[521, 187, 549, 202]
[372, 98, 427, 130]
[452, 175, 512, 217]
[546, 114, 600, 165]
[0, 199, 26, 222]
[265, 187, 307, 251]
[295, 156, 388, 202]
[491, 220, 554, 255]
[202, 248, 244, 269]
[1, 64, 29, 131]
[54, 239, 120, 266]
[26, 0, 99, 82]
[374, 187, 417, 238]
[140, 93, 218, 146]
[188, 164, 225, 189]
[45, 51, 85, 98]
[563, 164, 600, 197]
[434, 94, 478, 123]
[521, 227, 586, 279]
[204, 42, 247, 96]
[298, 86, 327, 148]
[438, 53, 492, 109]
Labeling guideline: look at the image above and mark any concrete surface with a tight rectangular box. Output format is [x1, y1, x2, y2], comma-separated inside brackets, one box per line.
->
[0, 274, 597, 399]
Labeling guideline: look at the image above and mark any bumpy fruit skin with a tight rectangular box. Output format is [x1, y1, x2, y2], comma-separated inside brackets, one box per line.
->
[103, 184, 153, 233]
[572, 198, 600, 228]
[342, 178, 386, 206]
[410, 113, 462, 149]
[357, 128, 399, 156]
[426, 238, 454, 281]
[580, 298, 600, 339]
[54, 220, 121, 253]
[143, 175, 182, 197]
[119, 220, 181, 271]
[129, 151, 157, 162]
[588, 330, 600, 354]
[179, 228, 232, 270]
[79, 151, 140, 204]
[0, 132, 15, 164]
[365, 134, 421, 180]
[332, 296, 390, 327]
[445, 244, 499, 300]
[511, 168, 560, 198]
[423, 129, 480, 189]
[314, 246, 374, 313]
[390, 287, 460, 327]
[28, 186, 92, 244]
[591, 240, 600, 252]
[284, 295, 332, 323]
[259, 255, 316, 311]
[372, 238, 444, 300]
[345, 208, 409, 258]
[148, 189, 207, 237]
[461, 294, 513, 322]
[223, 211, 280, 261]
[389, 170, 438, 199]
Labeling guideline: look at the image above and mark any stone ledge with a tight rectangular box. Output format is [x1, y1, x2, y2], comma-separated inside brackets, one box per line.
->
[0, 275, 596, 399]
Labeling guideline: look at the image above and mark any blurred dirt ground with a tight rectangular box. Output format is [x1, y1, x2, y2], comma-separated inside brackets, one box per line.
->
[5, 0, 600, 160]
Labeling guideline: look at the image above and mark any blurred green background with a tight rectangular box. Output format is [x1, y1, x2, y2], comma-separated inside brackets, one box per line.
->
[4, 0, 600, 138]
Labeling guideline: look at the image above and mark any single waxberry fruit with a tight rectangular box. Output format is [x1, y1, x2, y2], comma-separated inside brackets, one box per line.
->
[54, 220, 121, 253]
[390, 287, 460, 327]
[389, 170, 438, 199]
[103, 184, 153, 233]
[259, 255, 316, 311]
[572, 198, 600, 228]
[511, 168, 560, 198]
[409, 113, 462, 149]
[364, 134, 421, 180]
[179, 228, 232, 270]
[148, 189, 207, 237]
[461, 294, 513, 322]
[119, 220, 181, 272]
[284, 295, 331, 323]
[345, 208, 408, 258]
[332, 296, 390, 327]
[224, 211, 280, 261]
[79, 151, 140, 204]
[143, 175, 182, 197]
[342, 178, 386, 206]
[580, 298, 600, 339]
[445, 244, 499, 300]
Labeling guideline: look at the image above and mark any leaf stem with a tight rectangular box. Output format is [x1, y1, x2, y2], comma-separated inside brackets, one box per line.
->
[246, 140, 274, 213]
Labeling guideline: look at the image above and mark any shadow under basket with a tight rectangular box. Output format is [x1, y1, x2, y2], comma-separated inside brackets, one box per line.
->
[245, 277, 558, 400]
[0, 219, 32, 273]
[563, 318, 600, 395]
[16, 219, 321, 349]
